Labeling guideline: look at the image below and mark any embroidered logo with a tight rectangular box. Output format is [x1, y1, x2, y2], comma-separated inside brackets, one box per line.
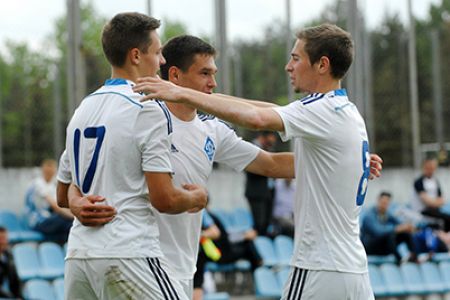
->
[204, 137, 215, 161]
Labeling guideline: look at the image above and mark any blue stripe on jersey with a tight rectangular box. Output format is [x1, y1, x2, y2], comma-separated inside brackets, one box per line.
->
[74, 129, 81, 186]
[156, 100, 173, 134]
[334, 89, 347, 96]
[302, 94, 325, 105]
[198, 113, 216, 122]
[87, 92, 143, 108]
[300, 93, 321, 103]
[104, 78, 128, 86]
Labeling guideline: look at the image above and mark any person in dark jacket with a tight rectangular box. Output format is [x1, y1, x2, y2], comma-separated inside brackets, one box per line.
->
[0, 227, 22, 299]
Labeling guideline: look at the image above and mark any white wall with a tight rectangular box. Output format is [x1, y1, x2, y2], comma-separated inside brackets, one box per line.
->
[1, 166, 449, 215]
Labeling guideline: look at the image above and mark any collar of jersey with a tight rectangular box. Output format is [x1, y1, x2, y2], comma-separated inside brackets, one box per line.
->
[104, 78, 135, 86]
[331, 89, 347, 96]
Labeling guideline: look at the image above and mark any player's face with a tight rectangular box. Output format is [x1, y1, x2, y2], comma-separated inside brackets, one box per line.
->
[285, 39, 318, 93]
[139, 30, 166, 77]
[177, 54, 217, 94]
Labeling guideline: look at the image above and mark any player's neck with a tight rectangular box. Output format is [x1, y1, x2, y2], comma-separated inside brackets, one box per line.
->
[110, 68, 138, 83]
[306, 77, 341, 94]
[166, 102, 197, 122]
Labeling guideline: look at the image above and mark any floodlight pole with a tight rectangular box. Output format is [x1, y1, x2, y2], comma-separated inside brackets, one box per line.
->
[407, 0, 421, 170]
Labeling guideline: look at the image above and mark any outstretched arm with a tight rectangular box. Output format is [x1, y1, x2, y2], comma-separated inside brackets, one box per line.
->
[133, 77, 285, 132]
[245, 151, 295, 178]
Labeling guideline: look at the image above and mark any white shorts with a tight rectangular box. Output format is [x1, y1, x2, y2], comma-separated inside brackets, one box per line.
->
[281, 267, 374, 300]
[65, 257, 188, 300]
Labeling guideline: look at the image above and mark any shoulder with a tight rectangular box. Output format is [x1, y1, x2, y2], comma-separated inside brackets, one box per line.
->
[197, 113, 235, 131]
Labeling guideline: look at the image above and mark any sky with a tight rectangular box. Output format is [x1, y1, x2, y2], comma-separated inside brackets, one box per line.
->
[0, 0, 442, 53]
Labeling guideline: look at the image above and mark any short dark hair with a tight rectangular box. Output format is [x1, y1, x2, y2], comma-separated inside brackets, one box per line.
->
[379, 191, 392, 199]
[160, 35, 216, 80]
[296, 23, 353, 79]
[102, 12, 161, 67]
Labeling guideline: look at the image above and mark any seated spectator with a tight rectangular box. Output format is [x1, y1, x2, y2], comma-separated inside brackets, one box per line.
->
[361, 192, 417, 262]
[0, 227, 22, 299]
[270, 178, 295, 238]
[194, 210, 262, 300]
[27, 159, 73, 241]
[411, 157, 450, 231]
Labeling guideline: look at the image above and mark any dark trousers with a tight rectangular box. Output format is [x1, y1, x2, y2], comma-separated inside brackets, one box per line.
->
[365, 232, 415, 261]
[248, 196, 273, 235]
[422, 207, 450, 231]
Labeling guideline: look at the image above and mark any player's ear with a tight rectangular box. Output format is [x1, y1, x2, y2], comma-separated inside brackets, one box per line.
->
[129, 48, 140, 65]
[317, 56, 330, 75]
[168, 66, 180, 83]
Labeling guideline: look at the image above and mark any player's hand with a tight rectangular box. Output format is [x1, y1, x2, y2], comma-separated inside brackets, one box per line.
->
[369, 153, 383, 180]
[183, 184, 208, 213]
[133, 76, 186, 103]
[69, 195, 116, 226]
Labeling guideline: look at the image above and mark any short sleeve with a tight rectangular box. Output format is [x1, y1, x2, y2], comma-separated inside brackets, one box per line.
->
[56, 150, 72, 184]
[213, 120, 260, 172]
[273, 100, 330, 142]
[134, 102, 173, 173]
[414, 177, 425, 193]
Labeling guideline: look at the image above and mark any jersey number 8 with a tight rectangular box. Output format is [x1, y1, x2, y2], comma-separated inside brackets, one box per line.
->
[356, 141, 370, 206]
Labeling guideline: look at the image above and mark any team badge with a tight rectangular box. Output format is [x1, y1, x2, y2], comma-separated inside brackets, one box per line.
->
[204, 137, 215, 161]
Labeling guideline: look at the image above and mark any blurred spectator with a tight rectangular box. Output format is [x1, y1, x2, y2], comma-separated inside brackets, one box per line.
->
[0, 227, 22, 299]
[361, 192, 417, 262]
[193, 210, 262, 300]
[270, 178, 295, 238]
[245, 131, 277, 235]
[411, 158, 450, 231]
[27, 159, 73, 241]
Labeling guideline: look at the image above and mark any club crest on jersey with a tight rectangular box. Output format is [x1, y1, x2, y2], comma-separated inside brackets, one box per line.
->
[204, 137, 215, 161]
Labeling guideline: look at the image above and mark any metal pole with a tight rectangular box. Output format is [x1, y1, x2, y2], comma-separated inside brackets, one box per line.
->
[67, 0, 86, 116]
[233, 49, 243, 97]
[0, 67, 3, 168]
[214, 0, 231, 94]
[431, 29, 443, 147]
[407, 0, 421, 169]
[346, 0, 358, 108]
[286, 0, 294, 102]
[53, 66, 63, 158]
[147, 0, 152, 16]
[363, 24, 375, 150]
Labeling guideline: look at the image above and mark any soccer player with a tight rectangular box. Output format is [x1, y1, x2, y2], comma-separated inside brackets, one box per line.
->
[134, 24, 376, 299]
[56, 14, 207, 300]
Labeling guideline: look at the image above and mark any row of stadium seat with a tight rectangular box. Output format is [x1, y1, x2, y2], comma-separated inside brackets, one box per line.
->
[12, 242, 65, 281]
[0, 210, 44, 243]
[205, 235, 294, 274]
[369, 261, 450, 297]
[22, 278, 64, 300]
[253, 266, 289, 299]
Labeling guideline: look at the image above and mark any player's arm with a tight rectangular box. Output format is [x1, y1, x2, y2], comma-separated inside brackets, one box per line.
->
[245, 151, 294, 178]
[57, 181, 70, 208]
[145, 172, 207, 214]
[67, 184, 116, 226]
[134, 77, 285, 132]
[214, 93, 279, 108]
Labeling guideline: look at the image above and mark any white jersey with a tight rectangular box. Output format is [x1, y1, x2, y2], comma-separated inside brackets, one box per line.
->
[274, 89, 369, 273]
[57, 78, 173, 259]
[157, 111, 259, 280]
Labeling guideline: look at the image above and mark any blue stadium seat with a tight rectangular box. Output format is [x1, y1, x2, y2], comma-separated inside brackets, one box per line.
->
[53, 278, 64, 300]
[205, 262, 236, 273]
[432, 252, 450, 263]
[209, 209, 234, 231]
[23, 279, 56, 300]
[368, 264, 388, 298]
[274, 235, 293, 266]
[379, 263, 407, 297]
[12, 243, 41, 281]
[438, 261, 450, 292]
[420, 262, 446, 294]
[254, 236, 279, 267]
[367, 254, 396, 265]
[0, 210, 43, 243]
[254, 267, 281, 299]
[400, 262, 428, 295]
[231, 208, 253, 231]
[203, 292, 230, 300]
[38, 242, 65, 279]
[276, 267, 290, 288]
